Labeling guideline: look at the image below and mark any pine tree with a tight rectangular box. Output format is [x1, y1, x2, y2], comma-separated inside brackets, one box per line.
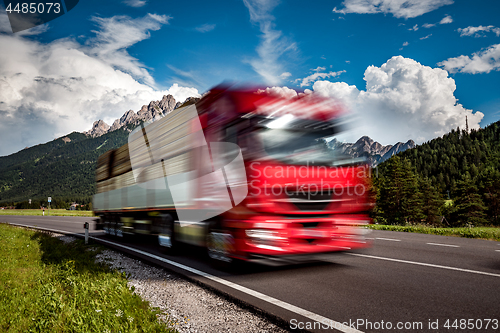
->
[419, 177, 444, 225]
[453, 175, 488, 226]
[478, 168, 500, 225]
[376, 156, 423, 225]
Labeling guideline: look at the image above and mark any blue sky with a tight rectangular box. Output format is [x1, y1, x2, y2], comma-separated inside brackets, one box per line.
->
[1, 0, 499, 156]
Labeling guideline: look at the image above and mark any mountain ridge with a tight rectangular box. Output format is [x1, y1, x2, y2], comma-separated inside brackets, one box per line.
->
[329, 136, 416, 166]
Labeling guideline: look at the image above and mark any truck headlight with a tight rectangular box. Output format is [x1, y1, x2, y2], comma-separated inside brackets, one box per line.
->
[245, 229, 285, 240]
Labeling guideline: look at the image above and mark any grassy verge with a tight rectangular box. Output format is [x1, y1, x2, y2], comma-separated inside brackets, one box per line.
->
[0, 223, 176, 333]
[0, 209, 93, 217]
[368, 224, 500, 241]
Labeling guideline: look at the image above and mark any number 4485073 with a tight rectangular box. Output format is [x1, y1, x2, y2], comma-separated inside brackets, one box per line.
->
[5, 2, 61, 14]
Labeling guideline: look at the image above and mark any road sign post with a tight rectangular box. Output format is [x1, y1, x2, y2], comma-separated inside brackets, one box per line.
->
[48, 197, 51, 216]
[84, 222, 89, 245]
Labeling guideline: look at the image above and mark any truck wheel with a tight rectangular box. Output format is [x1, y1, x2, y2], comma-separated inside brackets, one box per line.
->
[206, 223, 235, 267]
[159, 214, 176, 254]
[104, 218, 113, 236]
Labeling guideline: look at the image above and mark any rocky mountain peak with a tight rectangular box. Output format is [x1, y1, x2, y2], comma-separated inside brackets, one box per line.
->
[159, 95, 176, 112]
[357, 136, 374, 145]
[84, 120, 110, 138]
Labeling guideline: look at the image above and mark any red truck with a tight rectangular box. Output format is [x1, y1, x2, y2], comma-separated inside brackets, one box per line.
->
[93, 85, 372, 264]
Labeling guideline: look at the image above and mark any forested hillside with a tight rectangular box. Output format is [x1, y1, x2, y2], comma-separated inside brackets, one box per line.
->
[0, 126, 131, 207]
[375, 120, 500, 227]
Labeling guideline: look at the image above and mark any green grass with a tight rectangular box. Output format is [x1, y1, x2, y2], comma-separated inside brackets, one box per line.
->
[368, 224, 500, 241]
[0, 209, 93, 217]
[0, 224, 177, 333]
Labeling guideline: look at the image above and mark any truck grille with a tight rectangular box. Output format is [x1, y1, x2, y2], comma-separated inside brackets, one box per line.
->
[287, 189, 337, 211]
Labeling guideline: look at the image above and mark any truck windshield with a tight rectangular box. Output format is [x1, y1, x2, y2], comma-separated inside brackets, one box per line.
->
[255, 128, 348, 165]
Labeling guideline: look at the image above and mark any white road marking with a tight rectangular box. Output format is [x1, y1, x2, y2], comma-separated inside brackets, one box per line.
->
[348, 253, 500, 278]
[7, 222, 363, 333]
[495, 250, 500, 252]
[426, 243, 459, 248]
[375, 237, 401, 242]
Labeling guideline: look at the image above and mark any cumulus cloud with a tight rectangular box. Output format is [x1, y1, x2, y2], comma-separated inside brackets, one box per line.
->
[438, 44, 500, 74]
[409, 24, 418, 31]
[458, 25, 500, 37]
[195, 23, 216, 33]
[243, 0, 297, 85]
[0, 13, 199, 156]
[298, 70, 345, 87]
[439, 14, 453, 24]
[312, 56, 483, 144]
[422, 23, 435, 28]
[420, 34, 432, 40]
[258, 86, 299, 99]
[123, 0, 147, 7]
[333, 0, 454, 19]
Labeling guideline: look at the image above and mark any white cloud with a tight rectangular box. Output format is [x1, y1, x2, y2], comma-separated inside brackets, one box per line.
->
[311, 66, 326, 72]
[86, 14, 172, 87]
[421, 15, 452, 30]
[420, 34, 432, 40]
[279, 72, 292, 79]
[195, 23, 216, 33]
[258, 86, 299, 99]
[123, 0, 147, 7]
[403, 41, 409, 46]
[243, 0, 297, 85]
[438, 44, 500, 74]
[0, 14, 199, 157]
[458, 25, 500, 37]
[333, 0, 453, 19]
[312, 56, 483, 144]
[439, 14, 453, 24]
[409, 24, 418, 31]
[299, 70, 345, 87]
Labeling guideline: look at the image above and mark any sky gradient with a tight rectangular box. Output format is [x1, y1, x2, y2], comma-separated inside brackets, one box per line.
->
[0, 0, 499, 156]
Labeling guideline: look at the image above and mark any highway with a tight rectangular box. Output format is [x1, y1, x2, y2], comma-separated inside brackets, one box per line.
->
[2, 215, 499, 333]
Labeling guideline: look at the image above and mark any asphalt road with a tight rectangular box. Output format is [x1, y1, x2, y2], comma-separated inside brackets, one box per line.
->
[2, 215, 499, 333]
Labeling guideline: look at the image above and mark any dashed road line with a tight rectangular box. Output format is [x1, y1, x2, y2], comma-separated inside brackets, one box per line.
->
[426, 242, 459, 248]
[347, 253, 500, 278]
[375, 237, 401, 242]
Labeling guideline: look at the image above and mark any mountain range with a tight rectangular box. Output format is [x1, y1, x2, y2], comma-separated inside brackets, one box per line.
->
[84, 95, 200, 138]
[328, 136, 416, 166]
